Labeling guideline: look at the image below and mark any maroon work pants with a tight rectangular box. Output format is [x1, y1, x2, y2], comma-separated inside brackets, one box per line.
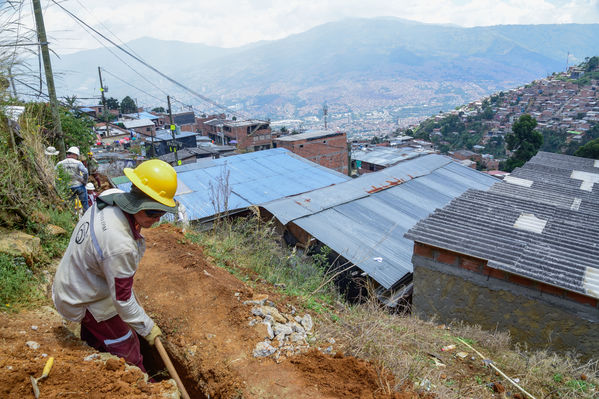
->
[80, 310, 146, 372]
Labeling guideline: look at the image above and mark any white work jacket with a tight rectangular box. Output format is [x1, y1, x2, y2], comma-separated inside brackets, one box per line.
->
[52, 199, 153, 336]
[56, 158, 88, 187]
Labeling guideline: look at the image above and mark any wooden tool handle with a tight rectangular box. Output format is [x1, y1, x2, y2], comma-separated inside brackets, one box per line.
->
[155, 337, 191, 399]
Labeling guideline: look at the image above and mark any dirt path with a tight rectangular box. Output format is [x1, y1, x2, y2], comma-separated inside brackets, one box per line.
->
[136, 224, 430, 399]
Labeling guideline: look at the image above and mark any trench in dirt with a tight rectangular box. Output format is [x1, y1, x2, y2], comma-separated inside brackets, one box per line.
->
[134, 224, 433, 399]
[140, 339, 208, 399]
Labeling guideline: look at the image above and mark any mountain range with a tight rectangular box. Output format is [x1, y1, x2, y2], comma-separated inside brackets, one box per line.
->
[30, 17, 599, 121]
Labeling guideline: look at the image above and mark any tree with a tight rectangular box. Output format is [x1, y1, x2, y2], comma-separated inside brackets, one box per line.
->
[120, 96, 136, 114]
[151, 106, 165, 113]
[504, 114, 542, 172]
[60, 108, 95, 154]
[586, 56, 599, 72]
[104, 97, 119, 110]
[575, 138, 599, 159]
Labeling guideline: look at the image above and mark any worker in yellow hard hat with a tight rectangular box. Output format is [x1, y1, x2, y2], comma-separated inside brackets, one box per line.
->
[52, 159, 178, 374]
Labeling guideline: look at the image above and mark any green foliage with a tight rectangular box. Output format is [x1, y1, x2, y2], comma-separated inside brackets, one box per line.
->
[185, 217, 339, 308]
[60, 109, 94, 154]
[574, 70, 599, 86]
[585, 56, 599, 72]
[504, 114, 542, 172]
[120, 96, 137, 114]
[151, 107, 165, 113]
[0, 254, 43, 311]
[104, 97, 119, 110]
[565, 379, 596, 393]
[575, 137, 599, 159]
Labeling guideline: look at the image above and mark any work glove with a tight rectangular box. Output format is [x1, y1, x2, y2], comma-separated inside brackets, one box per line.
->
[144, 324, 162, 346]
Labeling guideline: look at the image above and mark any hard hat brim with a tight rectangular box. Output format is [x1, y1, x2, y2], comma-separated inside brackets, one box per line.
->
[124, 167, 177, 207]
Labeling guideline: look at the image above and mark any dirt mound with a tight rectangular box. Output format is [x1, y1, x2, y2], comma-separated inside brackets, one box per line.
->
[0, 308, 177, 398]
[136, 224, 431, 398]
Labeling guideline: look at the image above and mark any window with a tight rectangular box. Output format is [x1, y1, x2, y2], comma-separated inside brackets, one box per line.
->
[299, 144, 304, 148]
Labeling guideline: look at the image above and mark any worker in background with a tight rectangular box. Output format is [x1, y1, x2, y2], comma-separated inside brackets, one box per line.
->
[56, 146, 89, 213]
[86, 182, 98, 208]
[52, 159, 178, 373]
[44, 145, 59, 157]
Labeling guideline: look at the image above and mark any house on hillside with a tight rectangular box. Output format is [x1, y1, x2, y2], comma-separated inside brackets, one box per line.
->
[275, 130, 348, 174]
[405, 152, 599, 358]
[122, 119, 156, 137]
[203, 118, 273, 152]
[173, 111, 198, 132]
[260, 154, 498, 306]
[144, 129, 199, 157]
[122, 111, 164, 128]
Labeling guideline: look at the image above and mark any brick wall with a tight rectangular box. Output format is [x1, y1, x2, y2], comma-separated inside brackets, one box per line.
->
[275, 133, 348, 174]
[412, 242, 599, 358]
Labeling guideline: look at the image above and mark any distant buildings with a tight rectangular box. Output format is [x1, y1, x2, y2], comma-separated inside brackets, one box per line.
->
[200, 117, 274, 152]
[275, 130, 348, 174]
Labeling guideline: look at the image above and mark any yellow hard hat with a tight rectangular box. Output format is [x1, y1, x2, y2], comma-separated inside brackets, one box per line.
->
[124, 160, 178, 207]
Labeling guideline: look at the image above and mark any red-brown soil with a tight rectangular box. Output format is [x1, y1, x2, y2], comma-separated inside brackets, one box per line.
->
[135, 224, 431, 398]
[0, 308, 177, 398]
[0, 224, 432, 398]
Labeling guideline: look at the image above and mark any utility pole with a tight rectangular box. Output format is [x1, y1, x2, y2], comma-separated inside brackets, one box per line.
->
[97, 66, 108, 135]
[32, 0, 66, 158]
[167, 95, 180, 166]
[7, 66, 18, 98]
[323, 103, 328, 130]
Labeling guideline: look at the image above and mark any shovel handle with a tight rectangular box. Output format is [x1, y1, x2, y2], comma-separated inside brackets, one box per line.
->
[155, 337, 191, 399]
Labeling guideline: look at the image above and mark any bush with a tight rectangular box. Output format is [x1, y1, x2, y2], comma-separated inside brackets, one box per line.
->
[0, 254, 42, 311]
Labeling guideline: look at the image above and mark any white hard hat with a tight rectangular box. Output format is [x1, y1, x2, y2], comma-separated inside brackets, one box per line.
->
[67, 146, 80, 157]
[44, 146, 59, 156]
[86, 183, 95, 190]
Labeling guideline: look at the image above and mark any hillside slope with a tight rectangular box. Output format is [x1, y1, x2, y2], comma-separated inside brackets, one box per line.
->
[36, 18, 599, 118]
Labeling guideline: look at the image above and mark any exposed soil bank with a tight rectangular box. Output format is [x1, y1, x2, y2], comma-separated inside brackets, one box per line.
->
[135, 224, 432, 399]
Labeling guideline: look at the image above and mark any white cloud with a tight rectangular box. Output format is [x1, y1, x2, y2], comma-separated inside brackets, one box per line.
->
[14, 0, 599, 54]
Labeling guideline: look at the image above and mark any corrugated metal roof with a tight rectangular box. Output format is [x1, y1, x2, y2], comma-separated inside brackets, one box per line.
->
[122, 119, 154, 129]
[123, 112, 159, 120]
[262, 154, 498, 289]
[116, 148, 350, 221]
[352, 146, 432, 167]
[154, 130, 198, 141]
[276, 130, 344, 141]
[405, 151, 599, 299]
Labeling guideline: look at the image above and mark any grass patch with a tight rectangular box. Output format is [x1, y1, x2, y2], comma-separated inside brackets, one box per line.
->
[0, 254, 43, 311]
[186, 216, 598, 398]
[185, 217, 340, 310]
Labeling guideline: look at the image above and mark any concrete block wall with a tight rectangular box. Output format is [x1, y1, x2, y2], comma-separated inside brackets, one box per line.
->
[412, 242, 599, 359]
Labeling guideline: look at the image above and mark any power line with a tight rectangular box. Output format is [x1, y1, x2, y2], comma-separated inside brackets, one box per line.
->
[101, 67, 165, 104]
[49, 0, 247, 120]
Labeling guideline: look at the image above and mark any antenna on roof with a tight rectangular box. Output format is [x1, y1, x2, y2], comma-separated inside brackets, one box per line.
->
[323, 102, 328, 130]
[565, 51, 570, 72]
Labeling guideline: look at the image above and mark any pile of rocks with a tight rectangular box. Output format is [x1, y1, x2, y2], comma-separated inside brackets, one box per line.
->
[243, 296, 313, 362]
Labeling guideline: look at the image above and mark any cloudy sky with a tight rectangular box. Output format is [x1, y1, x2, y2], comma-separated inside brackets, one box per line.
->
[7, 0, 599, 54]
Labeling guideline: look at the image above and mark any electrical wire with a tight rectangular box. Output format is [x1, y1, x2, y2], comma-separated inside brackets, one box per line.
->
[101, 67, 165, 104]
[49, 0, 248, 120]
